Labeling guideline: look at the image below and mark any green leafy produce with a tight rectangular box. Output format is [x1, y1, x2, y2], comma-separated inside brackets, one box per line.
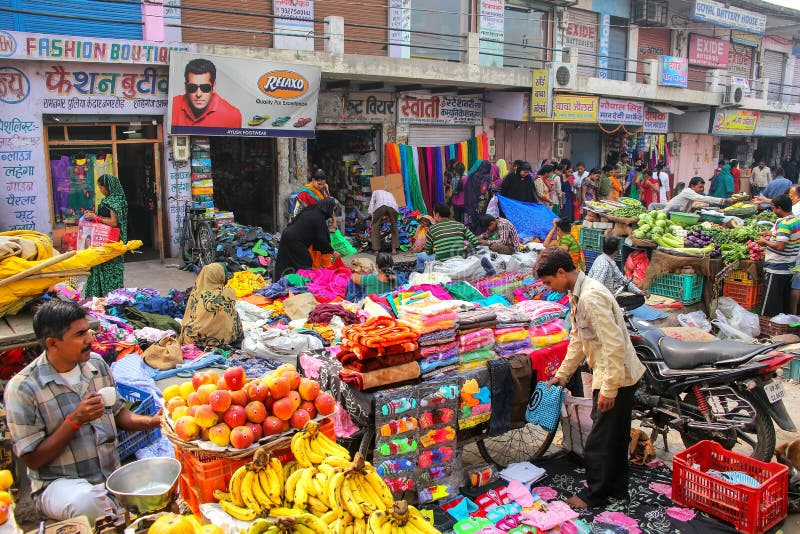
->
[610, 204, 646, 218]
[720, 243, 748, 264]
[755, 211, 778, 222]
[727, 222, 762, 244]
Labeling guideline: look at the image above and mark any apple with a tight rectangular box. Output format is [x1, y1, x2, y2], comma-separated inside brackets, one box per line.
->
[192, 371, 215, 391]
[299, 401, 317, 419]
[188, 405, 198, 417]
[262, 416, 283, 437]
[179, 381, 195, 400]
[196, 384, 217, 404]
[230, 426, 255, 449]
[287, 391, 302, 411]
[230, 389, 249, 407]
[246, 422, 263, 442]
[290, 408, 310, 429]
[224, 367, 246, 391]
[194, 405, 219, 429]
[222, 405, 247, 429]
[166, 397, 187, 415]
[314, 393, 335, 416]
[272, 397, 295, 421]
[186, 392, 203, 407]
[174, 415, 200, 441]
[209, 390, 232, 414]
[266, 376, 290, 400]
[200, 427, 211, 441]
[280, 420, 290, 432]
[274, 363, 297, 376]
[245, 401, 267, 424]
[208, 423, 231, 447]
[246, 382, 269, 403]
[298, 378, 321, 401]
[171, 406, 189, 420]
[217, 376, 230, 390]
[282, 370, 302, 391]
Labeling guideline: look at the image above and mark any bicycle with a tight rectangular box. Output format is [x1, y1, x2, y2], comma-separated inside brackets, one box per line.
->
[170, 197, 215, 268]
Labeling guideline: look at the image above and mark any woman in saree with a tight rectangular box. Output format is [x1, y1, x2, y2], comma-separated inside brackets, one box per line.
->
[83, 174, 128, 298]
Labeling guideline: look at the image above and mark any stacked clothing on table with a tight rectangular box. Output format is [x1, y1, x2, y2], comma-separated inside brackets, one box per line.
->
[492, 305, 532, 358]
[456, 308, 498, 370]
[515, 300, 570, 384]
[336, 317, 421, 391]
[398, 298, 460, 377]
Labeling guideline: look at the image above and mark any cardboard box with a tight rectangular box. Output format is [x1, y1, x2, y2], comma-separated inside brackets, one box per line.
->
[369, 173, 406, 208]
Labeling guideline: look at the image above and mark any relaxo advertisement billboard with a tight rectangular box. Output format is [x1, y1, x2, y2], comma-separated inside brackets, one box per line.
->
[168, 51, 321, 138]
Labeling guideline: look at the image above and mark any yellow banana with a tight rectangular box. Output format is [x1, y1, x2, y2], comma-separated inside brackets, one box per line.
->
[219, 498, 258, 521]
[282, 460, 298, 481]
[294, 471, 310, 509]
[293, 524, 314, 534]
[300, 467, 317, 498]
[327, 470, 345, 511]
[246, 518, 272, 534]
[406, 508, 439, 534]
[323, 456, 351, 469]
[353, 516, 366, 534]
[267, 507, 302, 517]
[307, 495, 328, 515]
[292, 432, 313, 468]
[368, 510, 387, 534]
[260, 466, 282, 506]
[341, 479, 364, 519]
[269, 457, 285, 488]
[252, 468, 274, 509]
[317, 463, 336, 477]
[302, 435, 326, 465]
[213, 489, 232, 501]
[346, 474, 376, 515]
[314, 431, 351, 458]
[285, 468, 304, 505]
[364, 470, 395, 508]
[297, 513, 331, 534]
[321, 510, 341, 525]
[228, 464, 248, 507]
[314, 473, 330, 508]
[241, 470, 263, 513]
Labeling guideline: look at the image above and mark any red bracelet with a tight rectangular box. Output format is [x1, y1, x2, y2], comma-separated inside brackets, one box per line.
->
[65, 415, 82, 430]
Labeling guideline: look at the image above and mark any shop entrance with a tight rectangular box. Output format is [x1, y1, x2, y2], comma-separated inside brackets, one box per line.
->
[209, 137, 278, 231]
[570, 131, 601, 170]
[45, 120, 164, 261]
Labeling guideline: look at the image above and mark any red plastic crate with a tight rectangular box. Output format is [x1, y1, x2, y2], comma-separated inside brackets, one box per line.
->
[723, 282, 764, 311]
[672, 440, 788, 534]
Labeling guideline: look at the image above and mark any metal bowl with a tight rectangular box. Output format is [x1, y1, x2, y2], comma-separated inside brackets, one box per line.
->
[106, 457, 181, 514]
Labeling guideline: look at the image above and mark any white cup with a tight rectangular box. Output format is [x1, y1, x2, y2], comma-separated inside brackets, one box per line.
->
[98, 387, 116, 407]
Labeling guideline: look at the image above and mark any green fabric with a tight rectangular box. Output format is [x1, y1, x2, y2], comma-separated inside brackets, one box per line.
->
[84, 174, 128, 299]
[286, 274, 311, 286]
[468, 137, 478, 168]
[460, 347, 495, 363]
[425, 219, 479, 261]
[445, 281, 484, 302]
[629, 172, 641, 201]
[558, 234, 584, 271]
[124, 307, 182, 332]
[599, 175, 611, 198]
[405, 145, 428, 214]
[360, 274, 398, 295]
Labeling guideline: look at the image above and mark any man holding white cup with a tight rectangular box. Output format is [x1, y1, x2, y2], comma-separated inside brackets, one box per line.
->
[4, 301, 162, 524]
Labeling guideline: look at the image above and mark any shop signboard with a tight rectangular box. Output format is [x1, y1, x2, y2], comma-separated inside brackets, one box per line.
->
[688, 34, 729, 68]
[658, 56, 688, 88]
[564, 20, 596, 50]
[692, 0, 766, 35]
[788, 115, 800, 136]
[546, 94, 598, 123]
[317, 92, 395, 124]
[479, 0, 504, 67]
[485, 92, 529, 122]
[727, 43, 753, 78]
[731, 30, 761, 48]
[397, 93, 483, 126]
[530, 68, 551, 118]
[598, 98, 643, 125]
[168, 51, 321, 138]
[712, 109, 759, 135]
[754, 113, 789, 137]
[0, 29, 191, 65]
[597, 14, 610, 79]
[273, 0, 315, 51]
[643, 109, 669, 133]
[388, 0, 411, 59]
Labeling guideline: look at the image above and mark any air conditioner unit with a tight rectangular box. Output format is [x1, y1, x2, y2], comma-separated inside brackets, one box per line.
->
[548, 62, 576, 90]
[723, 84, 745, 106]
[631, 0, 668, 27]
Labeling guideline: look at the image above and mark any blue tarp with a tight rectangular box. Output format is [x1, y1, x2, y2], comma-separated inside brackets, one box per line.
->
[496, 195, 557, 241]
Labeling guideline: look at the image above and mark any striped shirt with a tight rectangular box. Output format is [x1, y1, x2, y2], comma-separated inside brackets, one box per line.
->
[4, 353, 124, 497]
[425, 219, 479, 262]
[765, 214, 800, 273]
[481, 218, 520, 250]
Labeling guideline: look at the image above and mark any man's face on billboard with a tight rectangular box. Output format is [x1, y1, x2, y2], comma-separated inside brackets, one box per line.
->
[185, 72, 214, 114]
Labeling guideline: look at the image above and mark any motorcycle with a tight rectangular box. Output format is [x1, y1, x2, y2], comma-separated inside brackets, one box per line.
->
[616, 291, 795, 461]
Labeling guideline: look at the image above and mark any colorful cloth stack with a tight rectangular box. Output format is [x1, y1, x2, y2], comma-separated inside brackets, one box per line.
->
[336, 316, 421, 391]
[515, 300, 567, 325]
[399, 298, 460, 376]
[491, 304, 533, 358]
[455, 308, 499, 369]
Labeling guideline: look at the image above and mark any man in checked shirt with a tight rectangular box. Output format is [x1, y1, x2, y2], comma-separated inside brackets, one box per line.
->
[4, 301, 161, 523]
[477, 214, 520, 255]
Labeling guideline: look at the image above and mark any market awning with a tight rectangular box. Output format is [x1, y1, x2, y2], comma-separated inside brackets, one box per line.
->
[648, 104, 684, 115]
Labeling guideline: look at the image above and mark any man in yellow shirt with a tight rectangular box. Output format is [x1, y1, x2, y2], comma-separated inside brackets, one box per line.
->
[537, 249, 646, 509]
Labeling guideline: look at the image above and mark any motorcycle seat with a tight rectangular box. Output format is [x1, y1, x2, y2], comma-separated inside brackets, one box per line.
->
[658, 336, 763, 370]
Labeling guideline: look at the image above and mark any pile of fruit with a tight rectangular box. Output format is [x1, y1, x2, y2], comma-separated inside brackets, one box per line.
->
[148, 514, 222, 534]
[0, 469, 13, 526]
[163, 365, 335, 449]
[747, 240, 765, 261]
[684, 229, 721, 258]
[216, 422, 439, 533]
[632, 211, 683, 246]
[609, 204, 647, 218]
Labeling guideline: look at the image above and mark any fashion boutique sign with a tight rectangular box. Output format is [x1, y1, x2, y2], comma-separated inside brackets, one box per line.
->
[397, 93, 483, 126]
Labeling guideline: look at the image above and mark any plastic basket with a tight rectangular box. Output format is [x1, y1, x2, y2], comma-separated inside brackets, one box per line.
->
[649, 273, 704, 305]
[672, 440, 788, 534]
[722, 282, 764, 311]
[725, 269, 757, 287]
[330, 230, 357, 257]
[579, 227, 606, 253]
[116, 383, 160, 461]
[758, 316, 800, 338]
[584, 251, 600, 272]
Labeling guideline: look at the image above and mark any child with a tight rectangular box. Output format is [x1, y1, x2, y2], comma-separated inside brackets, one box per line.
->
[351, 252, 399, 296]
[411, 215, 434, 253]
[639, 170, 660, 207]
[543, 217, 584, 271]
[344, 197, 367, 234]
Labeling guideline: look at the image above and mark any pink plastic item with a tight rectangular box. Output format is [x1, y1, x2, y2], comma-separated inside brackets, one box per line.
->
[594, 512, 640, 534]
[666, 507, 695, 522]
[506, 480, 534, 508]
[649, 482, 672, 499]
[531, 486, 558, 501]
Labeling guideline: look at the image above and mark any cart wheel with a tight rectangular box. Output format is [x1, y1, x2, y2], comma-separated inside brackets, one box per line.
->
[358, 426, 375, 461]
[196, 222, 215, 267]
[477, 423, 556, 467]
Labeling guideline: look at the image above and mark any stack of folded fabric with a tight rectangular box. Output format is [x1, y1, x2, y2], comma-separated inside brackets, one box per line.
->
[493, 305, 533, 358]
[455, 308, 498, 369]
[398, 299, 460, 377]
[337, 316, 421, 391]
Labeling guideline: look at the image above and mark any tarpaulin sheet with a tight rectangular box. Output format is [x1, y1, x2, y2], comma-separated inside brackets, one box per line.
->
[496, 195, 558, 241]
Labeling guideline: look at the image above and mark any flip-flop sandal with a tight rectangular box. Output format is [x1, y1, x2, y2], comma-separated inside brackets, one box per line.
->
[247, 115, 269, 126]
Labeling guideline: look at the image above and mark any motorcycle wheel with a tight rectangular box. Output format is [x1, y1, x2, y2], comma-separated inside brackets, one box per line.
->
[679, 391, 775, 462]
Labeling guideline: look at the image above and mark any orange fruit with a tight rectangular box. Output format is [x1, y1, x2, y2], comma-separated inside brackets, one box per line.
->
[0, 471, 13, 491]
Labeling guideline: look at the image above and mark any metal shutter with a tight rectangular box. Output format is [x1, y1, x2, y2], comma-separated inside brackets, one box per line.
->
[763, 49, 786, 101]
[315, 0, 386, 55]
[607, 20, 628, 81]
[10, 0, 142, 39]
[0, 0, 13, 30]
[181, 0, 273, 48]
[728, 43, 754, 80]
[636, 28, 671, 83]
[407, 126, 474, 147]
[566, 9, 598, 79]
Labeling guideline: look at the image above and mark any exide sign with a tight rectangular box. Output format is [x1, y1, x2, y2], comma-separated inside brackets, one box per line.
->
[688, 34, 729, 69]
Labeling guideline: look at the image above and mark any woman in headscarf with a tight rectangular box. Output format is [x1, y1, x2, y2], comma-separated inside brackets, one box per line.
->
[495, 159, 508, 188]
[464, 160, 493, 232]
[293, 170, 332, 219]
[710, 164, 734, 199]
[83, 174, 128, 298]
[274, 198, 340, 279]
[178, 263, 243, 348]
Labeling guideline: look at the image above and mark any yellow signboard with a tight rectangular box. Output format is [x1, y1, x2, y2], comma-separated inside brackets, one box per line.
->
[712, 109, 759, 135]
[530, 68, 551, 118]
[537, 94, 598, 123]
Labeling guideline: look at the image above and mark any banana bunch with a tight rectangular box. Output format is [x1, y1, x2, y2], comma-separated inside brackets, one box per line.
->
[215, 449, 285, 521]
[367, 502, 440, 534]
[246, 513, 329, 534]
[366, 501, 440, 534]
[291, 420, 351, 468]
[284, 465, 332, 515]
[324, 453, 395, 526]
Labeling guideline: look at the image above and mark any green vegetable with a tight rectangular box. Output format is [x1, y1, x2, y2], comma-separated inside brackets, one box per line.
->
[720, 243, 748, 264]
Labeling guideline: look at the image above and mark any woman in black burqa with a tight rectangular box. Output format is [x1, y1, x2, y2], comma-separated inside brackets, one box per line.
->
[274, 198, 339, 279]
